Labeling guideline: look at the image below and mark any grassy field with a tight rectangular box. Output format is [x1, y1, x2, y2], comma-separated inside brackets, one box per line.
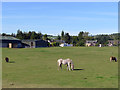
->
[2, 47, 118, 88]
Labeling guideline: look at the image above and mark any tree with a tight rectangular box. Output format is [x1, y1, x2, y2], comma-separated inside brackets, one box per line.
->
[64, 33, 71, 44]
[30, 31, 37, 39]
[72, 36, 79, 46]
[2, 33, 6, 36]
[26, 31, 32, 39]
[78, 31, 84, 41]
[43, 34, 48, 40]
[76, 40, 85, 46]
[16, 29, 23, 39]
[61, 30, 64, 40]
[83, 32, 89, 37]
[11, 33, 16, 37]
[37, 32, 42, 39]
[57, 35, 61, 40]
[95, 34, 110, 45]
[51, 42, 60, 46]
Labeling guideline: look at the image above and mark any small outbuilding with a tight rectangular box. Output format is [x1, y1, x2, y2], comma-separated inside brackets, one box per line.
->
[108, 40, 120, 46]
[22, 39, 49, 48]
[0, 36, 23, 48]
[86, 40, 97, 47]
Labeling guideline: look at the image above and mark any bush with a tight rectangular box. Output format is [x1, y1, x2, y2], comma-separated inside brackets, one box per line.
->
[76, 41, 85, 46]
[51, 42, 60, 47]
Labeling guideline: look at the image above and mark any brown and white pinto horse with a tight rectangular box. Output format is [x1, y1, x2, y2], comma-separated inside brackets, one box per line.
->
[57, 58, 74, 71]
[110, 56, 117, 62]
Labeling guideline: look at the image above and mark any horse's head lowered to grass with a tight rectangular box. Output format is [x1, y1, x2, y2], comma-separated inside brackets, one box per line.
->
[57, 58, 74, 71]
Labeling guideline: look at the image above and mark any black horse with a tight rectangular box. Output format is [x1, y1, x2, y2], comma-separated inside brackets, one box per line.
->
[110, 56, 117, 62]
[5, 57, 9, 62]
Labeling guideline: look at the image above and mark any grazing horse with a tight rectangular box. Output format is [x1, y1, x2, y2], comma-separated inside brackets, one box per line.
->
[57, 58, 74, 71]
[110, 56, 117, 62]
[5, 57, 9, 63]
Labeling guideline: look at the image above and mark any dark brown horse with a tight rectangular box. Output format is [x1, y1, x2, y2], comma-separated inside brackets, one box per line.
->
[110, 56, 117, 62]
[5, 57, 9, 62]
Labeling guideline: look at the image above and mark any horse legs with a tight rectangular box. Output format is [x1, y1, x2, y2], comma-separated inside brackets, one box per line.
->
[115, 58, 117, 62]
[67, 64, 69, 71]
[110, 57, 112, 62]
[68, 63, 71, 71]
[60, 63, 62, 70]
[58, 63, 62, 70]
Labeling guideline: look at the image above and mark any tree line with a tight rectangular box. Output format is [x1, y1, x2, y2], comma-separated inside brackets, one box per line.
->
[1, 29, 120, 46]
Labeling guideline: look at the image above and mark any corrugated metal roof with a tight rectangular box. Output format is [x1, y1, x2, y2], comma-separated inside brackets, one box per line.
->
[0, 36, 20, 40]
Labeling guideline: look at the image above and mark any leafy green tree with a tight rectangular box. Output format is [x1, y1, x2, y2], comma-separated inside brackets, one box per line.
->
[30, 31, 37, 39]
[16, 29, 24, 39]
[61, 30, 64, 40]
[11, 33, 16, 37]
[78, 31, 84, 41]
[95, 34, 110, 45]
[57, 35, 61, 40]
[83, 32, 89, 37]
[64, 33, 71, 44]
[72, 36, 79, 46]
[51, 42, 60, 46]
[2, 33, 6, 36]
[76, 40, 85, 46]
[37, 32, 42, 39]
[43, 34, 48, 40]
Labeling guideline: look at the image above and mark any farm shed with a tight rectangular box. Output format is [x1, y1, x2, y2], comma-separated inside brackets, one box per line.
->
[22, 40, 49, 48]
[108, 40, 120, 46]
[0, 36, 23, 48]
[86, 40, 97, 47]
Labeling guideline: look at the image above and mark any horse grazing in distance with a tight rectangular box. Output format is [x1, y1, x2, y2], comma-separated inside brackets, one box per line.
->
[57, 58, 74, 71]
[110, 56, 117, 62]
[5, 57, 9, 63]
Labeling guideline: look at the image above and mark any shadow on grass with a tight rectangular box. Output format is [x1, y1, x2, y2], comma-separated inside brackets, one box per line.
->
[9, 61, 15, 63]
[73, 69, 84, 71]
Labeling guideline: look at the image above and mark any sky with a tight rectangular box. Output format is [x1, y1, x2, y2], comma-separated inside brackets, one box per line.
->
[2, 2, 118, 36]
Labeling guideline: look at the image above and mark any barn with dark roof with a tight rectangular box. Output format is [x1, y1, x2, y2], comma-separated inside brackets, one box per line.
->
[22, 39, 49, 48]
[0, 36, 23, 48]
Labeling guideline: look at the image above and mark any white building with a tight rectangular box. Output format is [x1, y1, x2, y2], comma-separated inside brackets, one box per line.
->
[59, 43, 73, 47]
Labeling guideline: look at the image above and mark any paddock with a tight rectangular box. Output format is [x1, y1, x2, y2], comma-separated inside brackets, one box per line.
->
[2, 47, 118, 88]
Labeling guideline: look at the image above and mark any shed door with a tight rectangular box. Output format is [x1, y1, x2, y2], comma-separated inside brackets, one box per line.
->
[9, 43, 12, 48]
[31, 42, 33, 48]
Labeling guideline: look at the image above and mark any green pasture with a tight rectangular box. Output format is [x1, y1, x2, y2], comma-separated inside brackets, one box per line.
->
[2, 47, 118, 88]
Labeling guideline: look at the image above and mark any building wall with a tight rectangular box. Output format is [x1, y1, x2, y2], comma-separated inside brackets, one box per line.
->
[108, 40, 120, 46]
[86, 43, 96, 47]
[22, 41, 36, 48]
[36, 40, 48, 47]
[30, 42, 36, 48]
[22, 40, 48, 48]
[0, 43, 8, 47]
[0, 40, 23, 48]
